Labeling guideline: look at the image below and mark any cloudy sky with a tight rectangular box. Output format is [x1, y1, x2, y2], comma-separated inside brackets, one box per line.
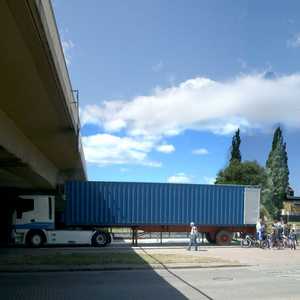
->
[53, 0, 300, 193]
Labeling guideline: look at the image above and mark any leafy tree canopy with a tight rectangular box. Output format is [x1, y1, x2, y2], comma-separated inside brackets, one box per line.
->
[215, 160, 266, 186]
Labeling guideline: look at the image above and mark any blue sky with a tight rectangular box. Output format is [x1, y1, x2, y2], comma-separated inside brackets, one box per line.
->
[53, 1, 300, 193]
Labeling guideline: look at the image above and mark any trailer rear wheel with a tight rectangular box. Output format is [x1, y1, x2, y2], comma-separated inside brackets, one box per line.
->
[92, 231, 108, 247]
[216, 230, 233, 246]
[205, 232, 216, 244]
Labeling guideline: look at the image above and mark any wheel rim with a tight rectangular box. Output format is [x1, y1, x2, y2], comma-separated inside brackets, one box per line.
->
[242, 239, 250, 247]
[96, 234, 105, 245]
[32, 235, 42, 246]
[221, 235, 229, 242]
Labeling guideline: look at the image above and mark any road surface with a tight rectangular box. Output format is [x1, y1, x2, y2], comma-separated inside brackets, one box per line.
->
[1, 265, 300, 300]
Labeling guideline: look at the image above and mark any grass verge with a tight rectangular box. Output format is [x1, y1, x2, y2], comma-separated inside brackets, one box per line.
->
[0, 252, 230, 266]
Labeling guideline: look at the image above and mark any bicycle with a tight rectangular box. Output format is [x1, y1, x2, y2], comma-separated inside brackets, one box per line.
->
[241, 234, 260, 248]
[241, 234, 268, 249]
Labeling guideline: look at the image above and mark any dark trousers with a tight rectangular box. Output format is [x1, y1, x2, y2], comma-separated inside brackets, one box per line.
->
[188, 234, 198, 250]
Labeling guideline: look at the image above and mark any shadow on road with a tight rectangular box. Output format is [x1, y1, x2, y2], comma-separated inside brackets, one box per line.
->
[0, 245, 193, 300]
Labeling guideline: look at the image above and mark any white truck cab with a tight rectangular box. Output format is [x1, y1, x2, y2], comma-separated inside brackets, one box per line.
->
[15, 196, 55, 230]
[14, 195, 110, 247]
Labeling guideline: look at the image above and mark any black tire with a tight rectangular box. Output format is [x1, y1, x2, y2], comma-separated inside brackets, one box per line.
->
[205, 232, 216, 244]
[216, 230, 233, 246]
[260, 240, 268, 249]
[105, 232, 112, 245]
[241, 238, 251, 248]
[92, 231, 108, 247]
[26, 230, 46, 247]
[254, 241, 260, 248]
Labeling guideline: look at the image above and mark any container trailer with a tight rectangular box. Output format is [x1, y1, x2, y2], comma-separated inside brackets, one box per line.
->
[13, 181, 260, 247]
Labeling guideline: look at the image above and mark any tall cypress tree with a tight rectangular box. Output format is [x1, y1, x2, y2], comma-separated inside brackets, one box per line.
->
[230, 129, 241, 163]
[263, 126, 289, 215]
[267, 126, 283, 168]
[282, 142, 289, 189]
[272, 127, 282, 151]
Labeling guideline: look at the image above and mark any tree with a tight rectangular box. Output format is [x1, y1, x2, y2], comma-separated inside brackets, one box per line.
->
[216, 129, 265, 186]
[282, 142, 289, 189]
[272, 127, 282, 152]
[215, 129, 267, 217]
[267, 126, 282, 167]
[261, 168, 277, 218]
[230, 129, 241, 163]
[263, 126, 289, 216]
[215, 160, 266, 186]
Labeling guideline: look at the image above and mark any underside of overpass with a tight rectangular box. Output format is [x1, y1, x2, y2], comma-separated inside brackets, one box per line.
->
[0, 0, 86, 191]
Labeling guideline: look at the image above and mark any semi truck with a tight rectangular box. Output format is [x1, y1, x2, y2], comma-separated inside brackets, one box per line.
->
[13, 181, 260, 247]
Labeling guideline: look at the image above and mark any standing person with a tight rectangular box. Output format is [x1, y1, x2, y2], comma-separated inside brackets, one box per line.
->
[270, 220, 278, 249]
[256, 219, 262, 240]
[268, 230, 273, 249]
[279, 218, 285, 237]
[283, 222, 290, 237]
[282, 222, 290, 248]
[277, 219, 284, 248]
[187, 222, 199, 251]
[269, 228, 276, 249]
[272, 219, 280, 248]
[259, 220, 266, 248]
[289, 229, 297, 250]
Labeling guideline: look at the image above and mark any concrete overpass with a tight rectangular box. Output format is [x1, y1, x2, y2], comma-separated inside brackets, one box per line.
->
[0, 0, 86, 191]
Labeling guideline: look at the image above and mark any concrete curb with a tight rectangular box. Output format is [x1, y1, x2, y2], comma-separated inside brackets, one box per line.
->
[0, 263, 250, 273]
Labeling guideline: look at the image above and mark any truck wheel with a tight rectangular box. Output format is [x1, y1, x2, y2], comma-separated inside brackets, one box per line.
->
[26, 230, 45, 247]
[92, 231, 108, 247]
[105, 232, 112, 245]
[205, 232, 216, 244]
[216, 230, 233, 246]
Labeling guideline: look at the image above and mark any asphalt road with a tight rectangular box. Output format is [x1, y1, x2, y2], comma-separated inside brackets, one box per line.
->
[1, 265, 300, 300]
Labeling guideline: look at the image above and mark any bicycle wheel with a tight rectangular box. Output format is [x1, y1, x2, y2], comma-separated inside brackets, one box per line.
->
[261, 240, 268, 249]
[241, 238, 251, 247]
[254, 240, 260, 248]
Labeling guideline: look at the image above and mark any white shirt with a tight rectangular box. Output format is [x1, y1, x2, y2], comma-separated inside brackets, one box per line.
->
[190, 226, 198, 235]
[256, 221, 261, 232]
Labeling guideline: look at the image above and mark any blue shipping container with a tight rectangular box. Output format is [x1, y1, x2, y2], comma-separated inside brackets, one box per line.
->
[65, 181, 260, 226]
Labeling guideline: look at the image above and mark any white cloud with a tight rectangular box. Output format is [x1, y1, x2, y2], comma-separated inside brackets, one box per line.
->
[61, 38, 74, 66]
[152, 61, 164, 72]
[203, 176, 216, 185]
[192, 148, 209, 155]
[82, 134, 161, 167]
[167, 173, 192, 184]
[156, 144, 175, 154]
[81, 72, 300, 166]
[287, 33, 300, 48]
[81, 73, 300, 139]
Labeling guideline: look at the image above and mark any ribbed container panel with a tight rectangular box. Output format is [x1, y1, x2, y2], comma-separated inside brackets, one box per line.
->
[65, 181, 248, 226]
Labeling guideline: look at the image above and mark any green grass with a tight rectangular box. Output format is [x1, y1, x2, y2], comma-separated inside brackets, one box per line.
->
[142, 254, 226, 264]
[0, 252, 228, 266]
[0, 253, 145, 266]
